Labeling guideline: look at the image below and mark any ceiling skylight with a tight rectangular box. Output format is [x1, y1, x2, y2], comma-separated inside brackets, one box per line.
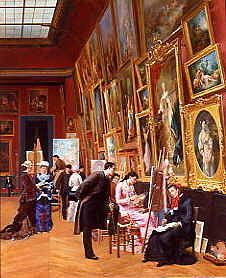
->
[0, 0, 58, 39]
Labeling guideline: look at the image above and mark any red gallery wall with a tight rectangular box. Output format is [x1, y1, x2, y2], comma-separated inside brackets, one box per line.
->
[0, 85, 65, 180]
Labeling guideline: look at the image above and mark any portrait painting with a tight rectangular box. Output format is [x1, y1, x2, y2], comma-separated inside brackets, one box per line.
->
[29, 89, 48, 113]
[0, 91, 18, 114]
[104, 80, 122, 131]
[76, 45, 92, 91]
[66, 117, 76, 132]
[105, 133, 117, 163]
[183, 2, 214, 56]
[92, 84, 105, 148]
[0, 120, 14, 136]
[117, 156, 128, 178]
[120, 67, 136, 143]
[185, 45, 225, 99]
[0, 140, 12, 175]
[134, 56, 148, 89]
[136, 113, 153, 177]
[136, 86, 149, 113]
[193, 110, 220, 177]
[82, 93, 92, 131]
[150, 44, 185, 177]
[88, 29, 104, 82]
[53, 138, 79, 170]
[141, 0, 197, 49]
[99, 6, 118, 81]
[183, 95, 225, 193]
[114, 0, 137, 66]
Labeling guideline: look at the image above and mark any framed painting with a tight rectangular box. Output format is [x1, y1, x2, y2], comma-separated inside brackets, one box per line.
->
[149, 41, 186, 179]
[99, 5, 118, 82]
[136, 85, 150, 114]
[28, 89, 48, 113]
[66, 117, 76, 132]
[66, 133, 77, 139]
[117, 155, 129, 178]
[88, 29, 104, 82]
[103, 80, 122, 131]
[139, 0, 197, 51]
[0, 139, 12, 176]
[183, 1, 214, 56]
[104, 132, 118, 163]
[92, 83, 105, 148]
[185, 44, 225, 99]
[114, 0, 137, 67]
[136, 112, 154, 177]
[183, 95, 225, 193]
[0, 120, 14, 136]
[133, 55, 148, 90]
[119, 65, 136, 143]
[81, 92, 92, 131]
[91, 160, 106, 173]
[0, 91, 18, 114]
[76, 44, 93, 91]
[53, 138, 79, 170]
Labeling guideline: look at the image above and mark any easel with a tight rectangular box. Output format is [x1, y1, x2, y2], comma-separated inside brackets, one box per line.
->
[141, 148, 168, 253]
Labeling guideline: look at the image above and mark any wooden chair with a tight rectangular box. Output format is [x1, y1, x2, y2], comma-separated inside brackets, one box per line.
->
[51, 192, 62, 219]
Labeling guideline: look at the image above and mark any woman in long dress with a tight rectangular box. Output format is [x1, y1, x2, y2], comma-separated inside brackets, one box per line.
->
[35, 161, 53, 232]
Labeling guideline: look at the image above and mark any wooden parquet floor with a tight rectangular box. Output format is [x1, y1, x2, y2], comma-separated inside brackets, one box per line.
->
[1, 197, 225, 278]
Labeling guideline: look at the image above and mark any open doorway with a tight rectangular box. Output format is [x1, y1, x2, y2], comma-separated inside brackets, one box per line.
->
[20, 116, 54, 165]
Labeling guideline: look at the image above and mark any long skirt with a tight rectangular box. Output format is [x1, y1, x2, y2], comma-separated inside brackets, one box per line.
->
[36, 198, 53, 232]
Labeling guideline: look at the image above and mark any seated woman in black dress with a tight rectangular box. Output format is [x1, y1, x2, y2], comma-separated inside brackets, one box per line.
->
[143, 183, 195, 266]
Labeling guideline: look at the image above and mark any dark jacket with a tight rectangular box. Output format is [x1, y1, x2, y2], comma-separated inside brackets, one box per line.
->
[20, 174, 37, 202]
[74, 171, 110, 234]
[166, 194, 194, 239]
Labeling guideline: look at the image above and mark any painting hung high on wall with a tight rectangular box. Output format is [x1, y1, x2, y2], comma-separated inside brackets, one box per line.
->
[0, 120, 14, 136]
[185, 44, 225, 99]
[183, 95, 225, 193]
[28, 89, 48, 113]
[104, 80, 122, 131]
[134, 56, 148, 90]
[92, 84, 105, 148]
[114, 0, 137, 66]
[0, 140, 12, 175]
[141, 0, 197, 49]
[88, 29, 104, 82]
[99, 6, 118, 82]
[183, 2, 214, 56]
[104, 133, 118, 163]
[76, 45, 92, 91]
[136, 86, 149, 114]
[0, 91, 18, 114]
[120, 66, 136, 143]
[150, 42, 185, 177]
[66, 117, 76, 132]
[82, 93, 92, 131]
[136, 113, 153, 177]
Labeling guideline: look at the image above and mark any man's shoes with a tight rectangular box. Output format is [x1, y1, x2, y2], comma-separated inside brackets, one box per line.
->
[142, 258, 150, 263]
[85, 256, 99, 260]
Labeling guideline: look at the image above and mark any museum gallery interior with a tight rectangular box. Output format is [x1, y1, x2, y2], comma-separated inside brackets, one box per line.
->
[0, 0, 226, 277]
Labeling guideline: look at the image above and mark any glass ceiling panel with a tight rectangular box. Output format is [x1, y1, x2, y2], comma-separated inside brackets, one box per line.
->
[0, 0, 58, 39]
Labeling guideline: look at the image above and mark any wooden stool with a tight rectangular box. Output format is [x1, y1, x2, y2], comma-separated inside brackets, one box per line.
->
[127, 225, 141, 255]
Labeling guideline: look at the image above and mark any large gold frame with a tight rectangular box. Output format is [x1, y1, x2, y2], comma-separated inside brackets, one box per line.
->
[182, 0, 214, 57]
[147, 39, 187, 185]
[182, 95, 226, 193]
[104, 131, 119, 163]
[184, 44, 225, 100]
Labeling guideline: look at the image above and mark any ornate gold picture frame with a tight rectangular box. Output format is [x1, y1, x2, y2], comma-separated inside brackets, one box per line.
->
[104, 131, 119, 163]
[136, 111, 155, 178]
[148, 40, 187, 182]
[184, 44, 225, 100]
[183, 95, 226, 193]
[183, 1, 214, 56]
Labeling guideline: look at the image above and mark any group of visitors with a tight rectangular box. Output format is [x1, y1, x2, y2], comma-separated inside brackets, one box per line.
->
[1, 157, 196, 267]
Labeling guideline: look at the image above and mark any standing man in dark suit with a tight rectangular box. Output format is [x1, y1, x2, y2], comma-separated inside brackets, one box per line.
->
[74, 162, 115, 260]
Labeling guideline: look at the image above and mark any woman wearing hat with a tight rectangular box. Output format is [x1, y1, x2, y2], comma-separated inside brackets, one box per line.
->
[35, 161, 53, 232]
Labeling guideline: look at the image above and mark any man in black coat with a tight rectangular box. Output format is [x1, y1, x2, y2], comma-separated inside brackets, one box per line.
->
[74, 162, 115, 260]
[143, 183, 195, 266]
